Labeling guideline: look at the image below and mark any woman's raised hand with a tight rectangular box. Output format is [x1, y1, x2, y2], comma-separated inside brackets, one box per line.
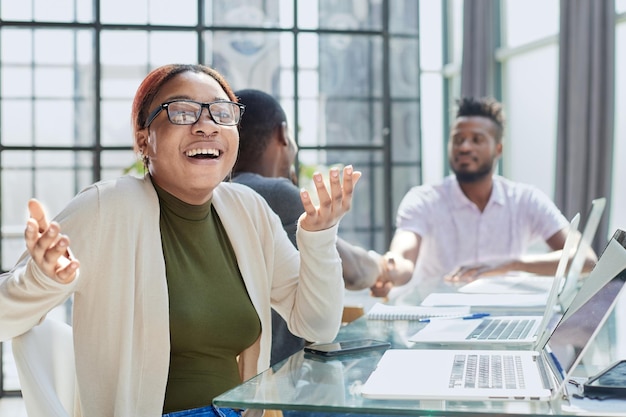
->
[24, 199, 79, 284]
[298, 165, 361, 232]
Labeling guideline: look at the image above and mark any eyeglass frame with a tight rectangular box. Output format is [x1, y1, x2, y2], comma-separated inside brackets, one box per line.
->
[143, 99, 246, 128]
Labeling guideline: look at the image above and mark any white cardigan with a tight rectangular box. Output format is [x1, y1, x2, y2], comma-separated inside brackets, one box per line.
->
[0, 175, 344, 417]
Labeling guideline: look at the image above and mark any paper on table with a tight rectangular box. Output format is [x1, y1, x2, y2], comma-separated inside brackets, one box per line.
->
[366, 302, 470, 320]
[420, 292, 549, 307]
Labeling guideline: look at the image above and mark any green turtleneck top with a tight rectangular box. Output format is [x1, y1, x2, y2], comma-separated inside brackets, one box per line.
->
[153, 183, 261, 413]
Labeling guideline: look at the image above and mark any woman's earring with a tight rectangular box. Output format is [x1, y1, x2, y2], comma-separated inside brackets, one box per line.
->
[139, 148, 149, 168]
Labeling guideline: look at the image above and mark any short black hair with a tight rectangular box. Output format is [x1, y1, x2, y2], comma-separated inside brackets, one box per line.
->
[455, 97, 505, 143]
[234, 89, 287, 173]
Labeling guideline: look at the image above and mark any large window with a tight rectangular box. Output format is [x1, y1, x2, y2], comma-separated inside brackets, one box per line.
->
[498, 0, 560, 199]
[0, 0, 430, 396]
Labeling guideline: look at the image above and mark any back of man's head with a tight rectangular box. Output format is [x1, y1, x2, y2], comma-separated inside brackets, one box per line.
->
[456, 97, 505, 143]
[234, 89, 287, 173]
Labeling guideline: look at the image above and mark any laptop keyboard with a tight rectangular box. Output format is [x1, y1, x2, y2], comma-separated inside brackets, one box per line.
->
[449, 354, 526, 389]
[466, 318, 534, 340]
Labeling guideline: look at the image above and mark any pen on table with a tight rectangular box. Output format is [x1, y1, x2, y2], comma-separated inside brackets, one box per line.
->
[418, 313, 490, 323]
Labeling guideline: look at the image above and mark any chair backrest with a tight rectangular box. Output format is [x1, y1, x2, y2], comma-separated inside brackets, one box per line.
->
[11, 318, 77, 417]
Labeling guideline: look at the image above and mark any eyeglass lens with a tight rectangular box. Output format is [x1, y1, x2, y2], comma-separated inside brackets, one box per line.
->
[167, 101, 241, 126]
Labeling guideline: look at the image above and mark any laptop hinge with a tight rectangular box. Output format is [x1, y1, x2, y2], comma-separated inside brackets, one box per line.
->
[536, 352, 556, 392]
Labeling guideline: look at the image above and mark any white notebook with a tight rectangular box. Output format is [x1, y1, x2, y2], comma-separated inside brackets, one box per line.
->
[366, 302, 470, 321]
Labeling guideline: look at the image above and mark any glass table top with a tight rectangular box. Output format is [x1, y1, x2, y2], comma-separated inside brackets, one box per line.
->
[215, 333, 560, 416]
[215, 282, 626, 416]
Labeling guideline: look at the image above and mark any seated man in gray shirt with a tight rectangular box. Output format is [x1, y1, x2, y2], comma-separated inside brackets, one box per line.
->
[233, 88, 381, 365]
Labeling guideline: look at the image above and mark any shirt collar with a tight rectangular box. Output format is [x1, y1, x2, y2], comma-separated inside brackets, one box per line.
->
[448, 175, 506, 209]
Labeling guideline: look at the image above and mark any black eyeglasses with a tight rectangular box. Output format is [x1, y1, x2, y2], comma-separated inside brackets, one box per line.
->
[144, 99, 245, 128]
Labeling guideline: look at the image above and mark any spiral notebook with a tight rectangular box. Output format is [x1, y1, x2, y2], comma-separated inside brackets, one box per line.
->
[366, 302, 470, 320]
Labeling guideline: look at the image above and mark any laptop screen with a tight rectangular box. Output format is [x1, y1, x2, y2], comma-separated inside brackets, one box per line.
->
[558, 197, 607, 309]
[546, 229, 626, 381]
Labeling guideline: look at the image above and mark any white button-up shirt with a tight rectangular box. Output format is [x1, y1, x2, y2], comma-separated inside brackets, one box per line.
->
[394, 175, 569, 288]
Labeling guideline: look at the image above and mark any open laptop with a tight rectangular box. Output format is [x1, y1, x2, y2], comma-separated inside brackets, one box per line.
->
[410, 213, 581, 346]
[458, 197, 606, 300]
[361, 229, 626, 402]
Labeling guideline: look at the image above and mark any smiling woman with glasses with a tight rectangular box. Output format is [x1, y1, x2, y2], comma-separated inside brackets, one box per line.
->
[0, 63, 362, 417]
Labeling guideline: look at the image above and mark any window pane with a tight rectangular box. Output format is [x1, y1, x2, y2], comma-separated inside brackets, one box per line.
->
[503, 0, 559, 48]
[1, 1, 33, 20]
[1, 67, 33, 98]
[1, 100, 33, 146]
[34, 67, 75, 98]
[101, 99, 134, 146]
[5, 100, 83, 147]
[391, 101, 420, 163]
[420, 73, 445, 184]
[1, 0, 93, 22]
[207, 31, 282, 92]
[418, 0, 442, 70]
[100, 0, 148, 24]
[34, 29, 84, 65]
[102, 150, 142, 181]
[298, 0, 382, 31]
[390, 0, 419, 35]
[1, 28, 33, 64]
[392, 164, 421, 224]
[149, 32, 198, 66]
[0, 28, 94, 67]
[32, 151, 94, 209]
[502, 45, 559, 199]
[206, 0, 291, 28]
[1, 150, 93, 260]
[34, 100, 83, 146]
[101, 31, 149, 65]
[149, 0, 197, 25]
[100, 65, 147, 100]
[617, 0, 626, 13]
[296, 33, 383, 147]
[318, 34, 382, 97]
[33, 0, 92, 22]
[449, 0, 464, 64]
[390, 38, 420, 97]
[1, 151, 34, 239]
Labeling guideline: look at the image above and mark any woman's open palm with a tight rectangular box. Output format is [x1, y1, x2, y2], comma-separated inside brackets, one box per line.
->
[24, 199, 79, 283]
[299, 165, 361, 232]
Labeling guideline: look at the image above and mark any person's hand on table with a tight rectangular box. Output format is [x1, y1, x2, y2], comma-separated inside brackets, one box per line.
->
[444, 261, 514, 283]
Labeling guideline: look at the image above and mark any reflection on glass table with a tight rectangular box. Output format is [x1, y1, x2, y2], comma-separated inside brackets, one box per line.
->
[215, 344, 555, 416]
[216, 251, 626, 417]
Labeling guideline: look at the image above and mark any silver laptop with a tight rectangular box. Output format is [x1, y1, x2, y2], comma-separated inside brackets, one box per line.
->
[458, 197, 606, 303]
[410, 213, 581, 346]
[361, 229, 626, 402]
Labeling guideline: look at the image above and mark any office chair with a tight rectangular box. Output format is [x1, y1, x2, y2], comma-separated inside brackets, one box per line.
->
[12, 318, 77, 417]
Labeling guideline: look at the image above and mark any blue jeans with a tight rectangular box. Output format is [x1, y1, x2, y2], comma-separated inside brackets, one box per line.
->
[163, 405, 242, 417]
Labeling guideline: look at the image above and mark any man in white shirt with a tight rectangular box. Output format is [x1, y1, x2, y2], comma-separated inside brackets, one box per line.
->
[372, 97, 597, 298]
